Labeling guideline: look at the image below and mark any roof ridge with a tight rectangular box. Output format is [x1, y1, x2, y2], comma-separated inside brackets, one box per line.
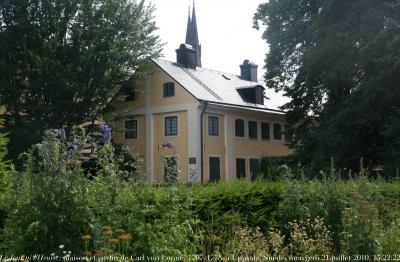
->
[154, 58, 241, 80]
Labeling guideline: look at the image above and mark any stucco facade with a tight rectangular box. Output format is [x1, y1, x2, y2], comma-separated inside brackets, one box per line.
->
[111, 61, 292, 183]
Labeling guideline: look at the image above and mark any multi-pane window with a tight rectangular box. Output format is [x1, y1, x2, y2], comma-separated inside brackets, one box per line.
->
[236, 158, 246, 179]
[235, 119, 245, 137]
[261, 122, 270, 140]
[125, 120, 137, 139]
[248, 121, 258, 139]
[165, 116, 178, 136]
[208, 116, 219, 136]
[163, 82, 175, 97]
[250, 159, 260, 181]
[273, 123, 282, 140]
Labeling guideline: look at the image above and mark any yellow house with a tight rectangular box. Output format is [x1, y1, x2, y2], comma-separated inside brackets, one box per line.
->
[111, 4, 292, 183]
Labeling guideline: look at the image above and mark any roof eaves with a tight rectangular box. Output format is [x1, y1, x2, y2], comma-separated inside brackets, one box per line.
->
[204, 100, 286, 114]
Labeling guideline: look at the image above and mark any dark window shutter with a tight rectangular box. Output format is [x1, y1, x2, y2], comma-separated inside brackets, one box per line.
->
[250, 159, 260, 181]
[209, 157, 221, 182]
[235, 119, 244, 137]
[273, 123, 282, 140]
[261, 122, 270, 140]
[236, 158, 246, 178]
[248, 121, 258, 139]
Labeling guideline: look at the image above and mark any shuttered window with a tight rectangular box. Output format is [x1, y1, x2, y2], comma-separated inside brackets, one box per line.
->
[250, 158, 260, 181]
[209, 157, 221, 182]
[273, 123, 282, 140]
[235, 119, 245, 137]
[248, 121, 258, 139]
[236, 158, 246, 179]
[261, 122, 270, 140]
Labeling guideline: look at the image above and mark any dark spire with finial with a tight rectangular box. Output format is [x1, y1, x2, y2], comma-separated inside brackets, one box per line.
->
[185, 0, 201, 67]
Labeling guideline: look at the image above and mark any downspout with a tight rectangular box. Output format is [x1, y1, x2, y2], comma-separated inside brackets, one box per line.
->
[200, 100, 208, 183]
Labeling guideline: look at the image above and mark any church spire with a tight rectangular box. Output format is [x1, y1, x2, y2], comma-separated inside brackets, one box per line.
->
[185, 0, 191, 44]
[185, 0, 201, 67]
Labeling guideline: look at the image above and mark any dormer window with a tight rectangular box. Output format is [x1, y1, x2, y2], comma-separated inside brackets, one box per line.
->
[163, 82, 175, 97]
[236, 85, 265, 105]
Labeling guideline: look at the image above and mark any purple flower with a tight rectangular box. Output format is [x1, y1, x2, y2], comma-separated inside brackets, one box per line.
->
[161, 141, 173, 149]
[161, 141, 177, 155]
[99, 124, 112, 138]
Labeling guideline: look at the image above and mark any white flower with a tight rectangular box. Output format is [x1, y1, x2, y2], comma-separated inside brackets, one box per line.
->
[59, 244, 64, 249]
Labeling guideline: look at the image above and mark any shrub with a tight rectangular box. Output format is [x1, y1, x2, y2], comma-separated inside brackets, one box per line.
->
[259, 156, 296, 181]
[377, 218, 400, 254]
[0, 133, 11, 250]
[223, 217, 333, 258]
[191, 180, 283, 254]
[340, 192, 381, 257]
[2, 129, 90, 254]
[286, 217, 333, 256]
[223, 226, 270, 258]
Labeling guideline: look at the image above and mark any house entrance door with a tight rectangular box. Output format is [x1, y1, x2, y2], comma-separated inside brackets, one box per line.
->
[209, 157, 220, 182]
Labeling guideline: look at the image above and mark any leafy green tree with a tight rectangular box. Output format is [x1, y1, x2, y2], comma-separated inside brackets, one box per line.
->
[254, 0, 400, 174]
[0, 132, 10, 239]
[0, 0, 162, 160]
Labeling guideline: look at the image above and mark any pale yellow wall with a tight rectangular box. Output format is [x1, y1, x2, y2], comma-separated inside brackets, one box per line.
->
[150, 69, 196, 106]
[203, 113, 227, 182]
[152, 110, 189, 183]
[232, 111, 292, 178]
[110, 62, 292, 183]
[111, 66, 196, 119]
[113, 115, 146, 176]
[111, 64, 198, 182]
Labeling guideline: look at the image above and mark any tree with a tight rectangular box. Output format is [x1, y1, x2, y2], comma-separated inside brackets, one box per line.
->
[0, 0, 162, 160]
[254, 0, 400, 174]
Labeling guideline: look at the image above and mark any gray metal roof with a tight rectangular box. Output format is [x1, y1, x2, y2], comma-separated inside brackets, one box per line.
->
[153, 59, 286, 113]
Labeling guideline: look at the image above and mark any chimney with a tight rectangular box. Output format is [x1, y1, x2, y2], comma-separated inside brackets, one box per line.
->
[240, 59, 258, 82]
[176, 43, 197, 69]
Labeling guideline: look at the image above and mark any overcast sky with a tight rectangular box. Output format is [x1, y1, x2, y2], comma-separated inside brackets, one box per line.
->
[148, 0, 289, 108]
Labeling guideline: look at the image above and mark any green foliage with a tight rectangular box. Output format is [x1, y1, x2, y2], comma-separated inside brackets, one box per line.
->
[2, 130, 91, 254]
[191, 180, 283, 254]
[340, 193, 381, 257]
[0, 133, 10, 246]
[114, 143, 143, 181]
[0, 133, 10, 203]
[2, 129, 400, 257]
[377, 219, 400, 254]
[85, 182, 197, 257]
[254, 0, 400, 175]
[0, 0, 162, 160]
[160, 142, 180, 185]
[259, 156, 296, 180]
